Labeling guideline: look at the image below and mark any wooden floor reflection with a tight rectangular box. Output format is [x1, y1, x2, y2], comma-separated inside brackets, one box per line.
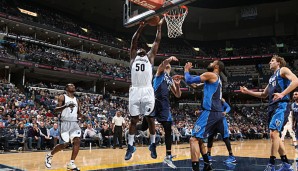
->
[1, 139, 298, 171]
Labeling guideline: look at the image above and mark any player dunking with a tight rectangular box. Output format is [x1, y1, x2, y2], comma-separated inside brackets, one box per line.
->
[125, 18, 164, 160]
[240, 55, 298, 171]
[182, 60, 225, 171]
[151, 56, 182, 168]
[45, 83, 83, 171]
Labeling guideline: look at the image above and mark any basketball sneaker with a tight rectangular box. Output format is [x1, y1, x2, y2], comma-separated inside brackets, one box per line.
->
[224, 155, 236, 163]
[224, 162, 237, 170]
[149, 143, 157, 159]
[125, 144, 136, 160]
[163, 155, 177, 169]
[199, 155, 214, 162]
[67, 162, 80, 171]
[203, 163, 214, 171]
[276, 162, 294, 171]
[45, 153, 53, 168]
[264, 164, 275, 171]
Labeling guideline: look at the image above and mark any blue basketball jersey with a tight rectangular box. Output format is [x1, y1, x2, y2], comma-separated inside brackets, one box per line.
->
[153, 72, 173, 112]
[202, 75, 222, 112]
[291, 102, 298, 121]
[268, 69, 290, 105]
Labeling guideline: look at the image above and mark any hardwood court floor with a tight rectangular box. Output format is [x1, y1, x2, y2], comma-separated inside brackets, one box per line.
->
[1, 139, 298, 171]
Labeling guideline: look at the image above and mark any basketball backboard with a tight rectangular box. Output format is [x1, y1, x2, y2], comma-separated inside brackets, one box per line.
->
[123, 0, 196, 28]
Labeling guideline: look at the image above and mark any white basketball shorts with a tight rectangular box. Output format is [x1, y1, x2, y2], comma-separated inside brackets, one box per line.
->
[129, 86, 155, 116]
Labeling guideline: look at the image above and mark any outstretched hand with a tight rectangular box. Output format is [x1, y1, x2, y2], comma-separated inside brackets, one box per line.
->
[170, 56, 178, 62]
[184, 62, 193, 72]
[273, 93, 284, 101]
[239, 86, 249, 94]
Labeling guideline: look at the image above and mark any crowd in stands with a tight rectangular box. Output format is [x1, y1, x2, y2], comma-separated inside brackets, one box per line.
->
[0, 79, 275, 153]
[1, 0, 298, 155]
[0, 39, 131, 79]
[1, 0, 298, 59]
[192, 36, 298, 58]
[0, 0, 126, 48]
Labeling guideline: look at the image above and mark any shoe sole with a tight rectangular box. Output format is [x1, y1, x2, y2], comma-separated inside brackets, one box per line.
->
[223, 160, 237, 163]
[163, 160, 177, 169]
[200, 159, 215, 162]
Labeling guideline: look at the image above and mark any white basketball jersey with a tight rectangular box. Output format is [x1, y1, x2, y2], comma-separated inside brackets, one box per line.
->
[61, 95, 78, 121]
[131, 55, 153, 87]
[287, 111, 293, 126]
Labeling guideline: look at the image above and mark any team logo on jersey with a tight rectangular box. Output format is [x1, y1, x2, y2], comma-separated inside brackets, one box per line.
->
[76, 130, 81, 135]
[275, 119, 281, 127]
[269, 76, 277, 87]
[164, 73, 173, 90]
[193, 125, 201, 133]
[293, 107, 298, 112]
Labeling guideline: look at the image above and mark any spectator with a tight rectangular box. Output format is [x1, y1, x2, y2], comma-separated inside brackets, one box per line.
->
[111, 111, 125, 149]
[27, 123, 41, 150]
[100, 123, 113, 148]
[83, 123, 102, 147]
[49, 123, 59, 148]
[39, 121, 51, 150]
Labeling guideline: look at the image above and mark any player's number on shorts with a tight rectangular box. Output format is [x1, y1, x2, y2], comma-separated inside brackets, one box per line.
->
[136, 63, 145, 71]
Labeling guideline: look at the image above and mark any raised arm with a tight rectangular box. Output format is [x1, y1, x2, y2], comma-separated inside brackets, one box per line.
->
[156, 56, 178, 76]
[240, 85, 269, 98]
[273, 67, 298, 101]
[171, 75, 182, 98]
[184, 62, 217, 84]
[130, 23, 146, 64]
[148, 18, 164, 64]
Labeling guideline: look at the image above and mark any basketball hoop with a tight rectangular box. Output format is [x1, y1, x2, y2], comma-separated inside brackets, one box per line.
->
[164, 5, 188, 38]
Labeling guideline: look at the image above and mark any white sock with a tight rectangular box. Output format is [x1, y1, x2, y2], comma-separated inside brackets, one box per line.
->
[150, 134, 156, 144]
[70, 160, 74, 164]
[128, 134, 135, 146]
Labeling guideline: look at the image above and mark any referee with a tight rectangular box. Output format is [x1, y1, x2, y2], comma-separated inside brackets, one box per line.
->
[112, 111, 125, 149]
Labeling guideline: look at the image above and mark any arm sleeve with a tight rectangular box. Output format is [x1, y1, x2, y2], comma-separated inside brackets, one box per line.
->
[223, 102, 231, 113]
[184, 72, 201, 84]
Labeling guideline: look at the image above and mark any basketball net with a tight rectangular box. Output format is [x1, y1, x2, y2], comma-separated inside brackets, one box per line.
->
[164, 5, 188, 38]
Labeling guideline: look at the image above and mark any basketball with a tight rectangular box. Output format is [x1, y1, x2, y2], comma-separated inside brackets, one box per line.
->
[147, 16, 160, 26]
